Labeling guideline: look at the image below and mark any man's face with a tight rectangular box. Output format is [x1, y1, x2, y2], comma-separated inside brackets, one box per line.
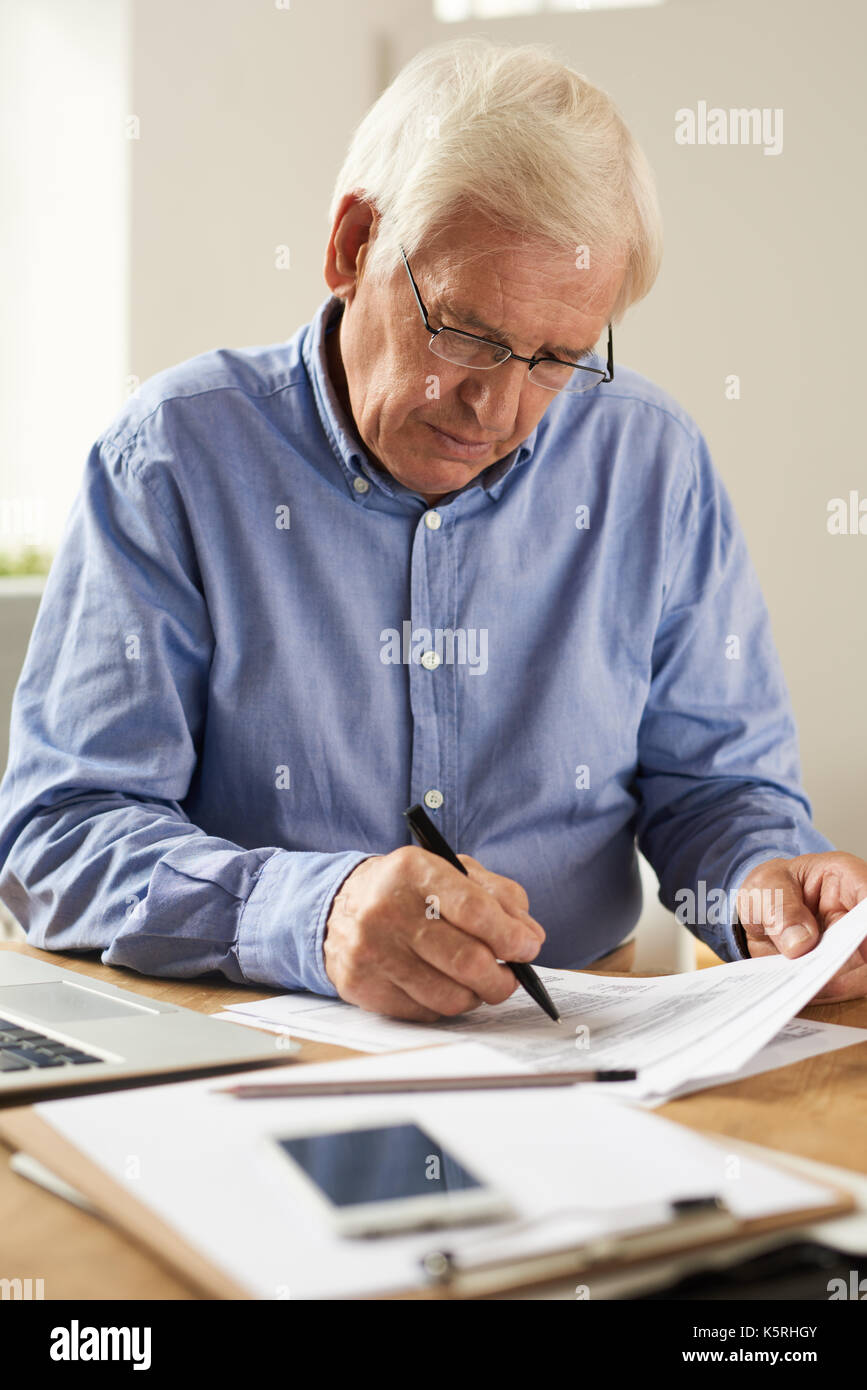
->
[326, 210, 625, 502]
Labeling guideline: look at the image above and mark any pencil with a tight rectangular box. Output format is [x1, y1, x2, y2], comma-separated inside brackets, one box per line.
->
[217, 1069, 638, 1099]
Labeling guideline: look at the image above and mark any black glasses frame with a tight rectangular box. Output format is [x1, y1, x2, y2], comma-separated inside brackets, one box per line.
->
[399, 245, 614, 390]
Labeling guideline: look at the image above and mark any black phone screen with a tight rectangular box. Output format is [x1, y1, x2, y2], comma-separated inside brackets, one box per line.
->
[276, 1122, 484, 1207]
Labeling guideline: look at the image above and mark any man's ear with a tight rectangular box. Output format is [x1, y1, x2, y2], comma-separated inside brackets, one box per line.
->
[324, 197, 379, 302]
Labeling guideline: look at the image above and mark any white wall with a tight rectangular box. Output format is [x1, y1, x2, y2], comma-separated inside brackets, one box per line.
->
[128, 0, 382, 378]
[0, 0, 130, 552]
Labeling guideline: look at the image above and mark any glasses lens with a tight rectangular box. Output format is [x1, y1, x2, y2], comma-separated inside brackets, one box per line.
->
[531, 356, 606, 394]
[430, 330, 511, 369]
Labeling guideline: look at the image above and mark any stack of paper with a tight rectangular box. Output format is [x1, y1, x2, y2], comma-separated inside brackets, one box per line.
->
[219, 899, 867, 1102]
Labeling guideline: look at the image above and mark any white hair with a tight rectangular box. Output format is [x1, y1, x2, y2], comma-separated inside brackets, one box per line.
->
[328, 37, 663, 322]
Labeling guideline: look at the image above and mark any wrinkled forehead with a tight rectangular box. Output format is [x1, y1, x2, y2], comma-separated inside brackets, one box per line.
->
[412, 220, 623, 351]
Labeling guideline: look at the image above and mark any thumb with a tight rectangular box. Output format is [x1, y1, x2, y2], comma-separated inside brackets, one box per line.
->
[739, 872, 821, 959]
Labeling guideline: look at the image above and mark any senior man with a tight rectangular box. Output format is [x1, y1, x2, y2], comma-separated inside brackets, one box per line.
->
[0, 40, 865, 1018]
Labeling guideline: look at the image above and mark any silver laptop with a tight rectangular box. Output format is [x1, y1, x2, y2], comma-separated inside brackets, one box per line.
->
[0, 951, 298, 1095]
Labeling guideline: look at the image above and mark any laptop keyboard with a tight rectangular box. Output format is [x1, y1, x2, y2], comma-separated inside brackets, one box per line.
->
[0, 1017, 101, 1071]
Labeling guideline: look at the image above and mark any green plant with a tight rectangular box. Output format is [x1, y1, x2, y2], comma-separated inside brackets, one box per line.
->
[0, 546, 53, 577]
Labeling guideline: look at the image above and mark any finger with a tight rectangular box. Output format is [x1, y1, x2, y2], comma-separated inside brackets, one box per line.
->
[811, 961, 867, 1004]
[739, 873, 820, 958]
[746, 938, 779, 959]
[409, 917, 519, 1005]
[458, 855, 535, 923]
[378, 943, 486, 1018]
[822, 909, 849, 930]
[342, 976, 445, 1024]
[812, 947, 867, 984]
[420, 860, 544, 962]
[814, 858, 867, 921]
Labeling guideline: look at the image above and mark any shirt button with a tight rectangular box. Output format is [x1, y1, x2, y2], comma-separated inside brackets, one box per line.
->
[424, 789, 444, 810]
[424, 510, 442, 530]
[353, 477, 370, 494]
[420, 650, 441, 670]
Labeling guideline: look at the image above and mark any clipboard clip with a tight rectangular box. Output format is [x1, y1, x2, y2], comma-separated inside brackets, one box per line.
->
[420, 1194, 737, 1293]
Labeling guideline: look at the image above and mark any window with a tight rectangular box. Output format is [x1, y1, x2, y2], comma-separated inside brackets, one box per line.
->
[435, 0, 665, 20]
[0, 0, 130, 571]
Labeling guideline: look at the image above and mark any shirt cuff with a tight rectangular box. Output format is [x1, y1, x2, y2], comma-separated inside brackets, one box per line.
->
[236, 847, 374, 996]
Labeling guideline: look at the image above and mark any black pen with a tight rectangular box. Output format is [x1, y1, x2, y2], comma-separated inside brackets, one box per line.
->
[403, 804, 561, 1024]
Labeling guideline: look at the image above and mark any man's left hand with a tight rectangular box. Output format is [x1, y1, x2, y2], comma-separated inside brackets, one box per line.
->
[737, 852, 867, 1002]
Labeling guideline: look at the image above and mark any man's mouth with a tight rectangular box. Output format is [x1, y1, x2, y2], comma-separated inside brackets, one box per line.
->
[425, 422, 499, 460]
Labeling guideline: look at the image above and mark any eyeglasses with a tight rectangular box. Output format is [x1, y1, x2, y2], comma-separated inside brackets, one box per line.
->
[400, 246, 614, 394]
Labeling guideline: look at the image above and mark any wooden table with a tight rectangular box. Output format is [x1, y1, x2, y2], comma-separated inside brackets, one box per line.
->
[2, 940, 865, 1299]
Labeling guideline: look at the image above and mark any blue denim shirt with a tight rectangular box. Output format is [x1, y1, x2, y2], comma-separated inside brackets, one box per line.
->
[0, 295, 832, 993]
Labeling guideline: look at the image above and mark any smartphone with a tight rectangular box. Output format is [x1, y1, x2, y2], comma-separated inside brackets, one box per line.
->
[266, 1118, 513, 1238]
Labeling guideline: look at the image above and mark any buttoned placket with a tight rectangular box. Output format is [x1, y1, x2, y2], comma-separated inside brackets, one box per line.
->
[305, 296, 540, 850]
[407, 504, 459, 846]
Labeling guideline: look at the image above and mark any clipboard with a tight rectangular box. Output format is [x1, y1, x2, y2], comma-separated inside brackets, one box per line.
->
[0, 1105, 854, 1301]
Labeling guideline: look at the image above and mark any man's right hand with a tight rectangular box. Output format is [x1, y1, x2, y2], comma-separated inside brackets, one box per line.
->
[322, 847, 545, 1021]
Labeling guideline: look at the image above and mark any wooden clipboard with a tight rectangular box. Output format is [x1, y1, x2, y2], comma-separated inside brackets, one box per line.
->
[0, 1105, 854, 1301]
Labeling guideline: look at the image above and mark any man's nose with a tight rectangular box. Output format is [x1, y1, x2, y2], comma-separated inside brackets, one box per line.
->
[458, 359, 528, 431]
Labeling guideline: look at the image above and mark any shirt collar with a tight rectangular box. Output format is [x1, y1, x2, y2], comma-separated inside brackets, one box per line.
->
[301, 295, 538, 506]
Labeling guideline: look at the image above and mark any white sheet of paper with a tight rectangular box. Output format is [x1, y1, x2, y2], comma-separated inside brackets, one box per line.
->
[597, 1016, 867, 1106]
[221, 898, 867, 1098]
[214, 1008, 865, 1105]
[33, 1044, 841, 1299]
[635, 899, 867, 1093]
[223, 991, 451, 1052]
